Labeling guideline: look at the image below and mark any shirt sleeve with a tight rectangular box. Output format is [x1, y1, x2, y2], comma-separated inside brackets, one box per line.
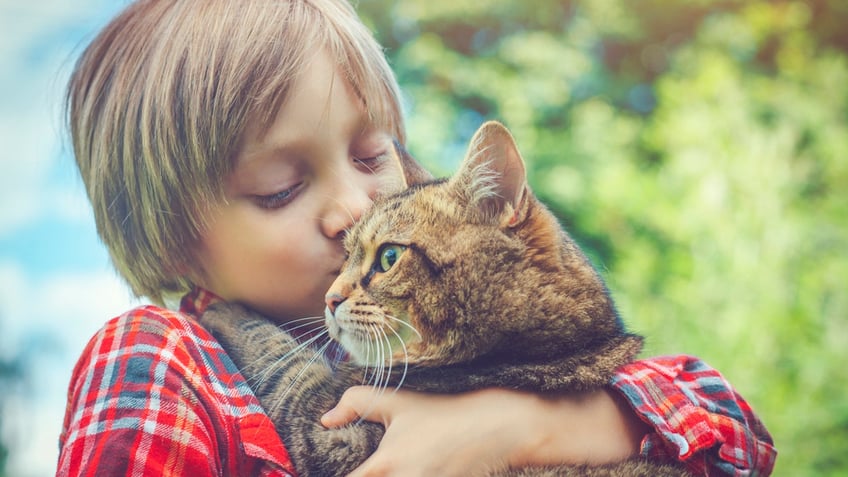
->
[610, 355, 777, 476]
[57, 310, 224, 476]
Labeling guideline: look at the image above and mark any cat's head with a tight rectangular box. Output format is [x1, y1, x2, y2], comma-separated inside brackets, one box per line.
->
[325, 121, 619, 368]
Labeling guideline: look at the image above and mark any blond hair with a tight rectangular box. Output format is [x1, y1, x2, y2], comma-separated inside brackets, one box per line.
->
[66, 0, 405, 305]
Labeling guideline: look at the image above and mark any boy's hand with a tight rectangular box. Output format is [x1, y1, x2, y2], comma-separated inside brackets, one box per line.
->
[322, 387, 512, 476]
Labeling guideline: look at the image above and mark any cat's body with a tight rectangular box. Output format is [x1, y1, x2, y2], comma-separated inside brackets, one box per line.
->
[202, 121, 690, 476]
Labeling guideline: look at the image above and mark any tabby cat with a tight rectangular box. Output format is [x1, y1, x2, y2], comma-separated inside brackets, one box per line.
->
[202, 121, 690, 476]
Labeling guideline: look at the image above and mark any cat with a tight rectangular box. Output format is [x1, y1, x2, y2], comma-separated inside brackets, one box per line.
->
[201, 121, 691, 476]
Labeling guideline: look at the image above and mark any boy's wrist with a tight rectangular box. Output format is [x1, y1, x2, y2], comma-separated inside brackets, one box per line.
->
[509, 387, 649, 468]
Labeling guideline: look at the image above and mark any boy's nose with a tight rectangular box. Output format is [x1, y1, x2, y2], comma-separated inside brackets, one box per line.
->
[322, 179, 373, 239]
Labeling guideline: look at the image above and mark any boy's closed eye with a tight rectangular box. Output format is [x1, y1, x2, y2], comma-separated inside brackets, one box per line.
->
[252, 182, 304, 210]
[352, 151, 389, 172]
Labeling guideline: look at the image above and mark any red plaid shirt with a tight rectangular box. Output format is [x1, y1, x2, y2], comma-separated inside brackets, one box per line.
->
[58, 288, 776, 476]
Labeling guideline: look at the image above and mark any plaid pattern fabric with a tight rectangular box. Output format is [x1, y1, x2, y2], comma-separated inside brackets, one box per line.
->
[612, 356, 777, 476]
[58, 287, 776, 476]
[57, 288, 296, 476]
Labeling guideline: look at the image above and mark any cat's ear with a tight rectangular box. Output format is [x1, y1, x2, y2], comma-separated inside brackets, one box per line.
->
[393, 140, 434, 187]
[453, 121, 529, 228]
[377, 141, 434, 194]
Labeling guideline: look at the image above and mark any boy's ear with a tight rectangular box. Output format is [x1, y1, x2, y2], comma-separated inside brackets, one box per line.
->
[452, 121, 529, 228]
[393, 140, 434, 187]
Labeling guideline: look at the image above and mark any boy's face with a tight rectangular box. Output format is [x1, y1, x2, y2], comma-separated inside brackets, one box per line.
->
[193, 50, 405, 323]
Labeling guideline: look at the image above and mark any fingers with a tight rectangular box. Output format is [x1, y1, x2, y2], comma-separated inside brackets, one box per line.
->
[321, 385, 398, 428]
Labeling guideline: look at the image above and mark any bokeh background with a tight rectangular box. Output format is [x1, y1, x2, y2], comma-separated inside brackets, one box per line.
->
[2, 1, 846, 475]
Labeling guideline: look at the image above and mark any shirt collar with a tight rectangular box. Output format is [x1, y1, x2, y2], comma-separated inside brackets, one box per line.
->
[179, 286, 224, 317]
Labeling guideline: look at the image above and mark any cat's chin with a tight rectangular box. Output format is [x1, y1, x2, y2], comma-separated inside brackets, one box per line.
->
[339, 344, 379, 368]
[338, 337, 416, 369]
[324, 322, 375, 366]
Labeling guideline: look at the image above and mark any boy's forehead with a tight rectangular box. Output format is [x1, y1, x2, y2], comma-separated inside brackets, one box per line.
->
[236, 54, 367, 156]
[235, 58, 388, 151]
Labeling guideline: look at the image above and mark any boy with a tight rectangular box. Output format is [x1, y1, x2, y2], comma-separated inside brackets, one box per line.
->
[59, 1, 775, 475]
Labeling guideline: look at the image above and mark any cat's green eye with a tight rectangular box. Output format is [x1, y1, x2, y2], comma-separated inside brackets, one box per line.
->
[377, 244, 407, 272]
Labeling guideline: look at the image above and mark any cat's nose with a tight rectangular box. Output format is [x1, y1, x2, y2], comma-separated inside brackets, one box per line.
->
[325, 292, 346, 315]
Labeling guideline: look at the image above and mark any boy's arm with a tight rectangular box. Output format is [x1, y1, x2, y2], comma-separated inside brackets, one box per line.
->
[610, 355, 777, 476]
[322, 385, 649, 476]
[323, 355, 776, 476]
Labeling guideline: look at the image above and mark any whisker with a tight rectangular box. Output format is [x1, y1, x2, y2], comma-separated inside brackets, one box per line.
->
[356, 324, 387, 424]
[234, 313, 343, 386]
[326, 340, 347, 369]
[383, 314, 422, 341]
[279, 315, 325, 325]
[281, 316, 328, 335]
[369, 325, 382, 389]
[263, 329, 334, 418]
[374, 324, 389, 393]
[383, 321, 410, 391]
[235, 332, 306, 380]
[361, 327, 374, 386]
[379, 326, 394, 399]
[245, 325, 327, 389]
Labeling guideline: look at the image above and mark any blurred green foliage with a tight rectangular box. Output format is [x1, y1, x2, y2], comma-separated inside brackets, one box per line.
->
[358, 0, 847, 474]
[0, 348, 21, 477]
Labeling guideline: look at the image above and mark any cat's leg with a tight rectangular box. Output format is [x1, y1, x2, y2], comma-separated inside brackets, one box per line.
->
[201, 302, 383, 476]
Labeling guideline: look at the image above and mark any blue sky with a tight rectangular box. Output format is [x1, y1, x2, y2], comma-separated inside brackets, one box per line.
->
[0, 1, 141, 475]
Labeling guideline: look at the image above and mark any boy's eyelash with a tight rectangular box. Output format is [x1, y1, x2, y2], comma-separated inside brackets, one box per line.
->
[353, 151, 388, 171]
[253, 184, 301, 209]
[251, 151, 386, 209]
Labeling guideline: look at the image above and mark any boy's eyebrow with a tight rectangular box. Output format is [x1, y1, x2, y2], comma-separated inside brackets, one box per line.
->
[232, 142, 312, 180]
[236, 143, 292, 165]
